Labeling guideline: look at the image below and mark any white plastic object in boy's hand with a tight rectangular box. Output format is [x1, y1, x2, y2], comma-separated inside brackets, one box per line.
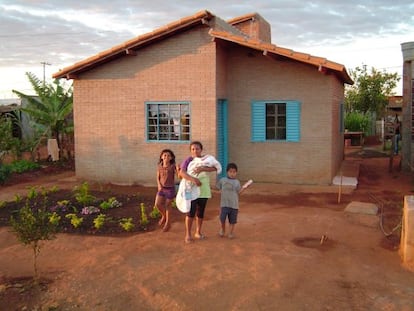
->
[242, 179, 253, 189]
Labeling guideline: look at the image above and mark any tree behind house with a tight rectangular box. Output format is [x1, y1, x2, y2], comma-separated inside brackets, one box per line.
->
[12, 72, 73, 158]
[344, 65, 399, 118]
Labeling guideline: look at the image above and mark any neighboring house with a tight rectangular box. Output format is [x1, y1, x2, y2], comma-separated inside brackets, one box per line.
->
[376, 96, 403, 142]
[387, 96, 402, 120]
[0, 98, 24, 139]
[0, 97, 45, 143]
[53, 10, 353, 186]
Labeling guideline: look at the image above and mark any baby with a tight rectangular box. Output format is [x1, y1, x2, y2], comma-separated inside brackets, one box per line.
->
[176, 154, 222, 213]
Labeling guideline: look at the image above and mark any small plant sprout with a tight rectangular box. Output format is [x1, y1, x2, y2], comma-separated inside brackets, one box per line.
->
[14, 193, 22, 203]
[149, 205, 161, 219]
[99, 201, 111, 210]
[140, 203, 149, 227]
[99, 197, 122, 210]
[93, 214, 106, 230]
[49, 185, 59, 193]
[65, 213, 84, 228]
[40, 186, 49, 197]
[58, 200, 70, 206]
[50, 200, 71, 213]
[119, 218, 135, 232]
[0, 201, 6, 208]
[26, 186, 39, 200]
[109, 197, 122, 208]
[73, 182, 96, 206]
[49, 212, 61, 226]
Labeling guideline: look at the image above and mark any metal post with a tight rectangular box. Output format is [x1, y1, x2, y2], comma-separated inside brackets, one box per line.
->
[40, 61, 51, 85]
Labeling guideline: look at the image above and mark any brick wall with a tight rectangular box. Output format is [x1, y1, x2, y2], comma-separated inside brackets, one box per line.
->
[231, 13, 271, 43]
[73, 27, 218, 185]
[222, 45, 339, 184]
[72, 24, 344, 186]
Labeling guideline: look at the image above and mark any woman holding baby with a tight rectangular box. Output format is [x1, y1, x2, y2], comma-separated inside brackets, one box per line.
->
[179, 141, 221, 244]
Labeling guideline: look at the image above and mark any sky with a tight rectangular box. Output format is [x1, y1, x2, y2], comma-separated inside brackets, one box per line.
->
[0, 0, 413, 99]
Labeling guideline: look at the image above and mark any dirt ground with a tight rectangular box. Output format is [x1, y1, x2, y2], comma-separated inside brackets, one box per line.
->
[1, 147, 414, 310]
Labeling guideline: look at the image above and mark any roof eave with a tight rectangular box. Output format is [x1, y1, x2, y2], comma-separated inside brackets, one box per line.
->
[53, 10, 214, 79]
[210, 30, 354, 85]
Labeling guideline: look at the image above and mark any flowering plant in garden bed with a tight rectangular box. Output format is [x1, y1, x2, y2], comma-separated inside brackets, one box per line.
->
[0, 184, 159, 235]
[81, 206, 100, 215]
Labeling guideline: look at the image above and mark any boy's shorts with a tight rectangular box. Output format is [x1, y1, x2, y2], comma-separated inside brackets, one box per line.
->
[220, 207, 238, 224]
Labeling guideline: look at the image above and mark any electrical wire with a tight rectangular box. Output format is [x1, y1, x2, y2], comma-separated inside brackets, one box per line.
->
[368, 192, 402, 237]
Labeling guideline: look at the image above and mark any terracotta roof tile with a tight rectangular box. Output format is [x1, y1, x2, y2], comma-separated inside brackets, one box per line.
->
[209, 29, 352, 84]
[53, 10, 352, 84]
[227, 12, 259, 25]
[53, 10, 213, 79]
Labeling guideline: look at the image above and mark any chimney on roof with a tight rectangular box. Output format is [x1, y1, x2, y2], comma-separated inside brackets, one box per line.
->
[229, 13, 271, 43]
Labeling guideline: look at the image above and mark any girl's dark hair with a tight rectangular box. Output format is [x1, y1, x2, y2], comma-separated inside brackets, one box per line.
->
[159, 149, 176, 164]
[190, 141, 203, 150]
[226, 163, 238, 172]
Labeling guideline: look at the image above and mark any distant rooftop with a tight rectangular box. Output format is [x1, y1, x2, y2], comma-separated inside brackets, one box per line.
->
[0, 98, 21, 113]
[0, 98, 21, 106]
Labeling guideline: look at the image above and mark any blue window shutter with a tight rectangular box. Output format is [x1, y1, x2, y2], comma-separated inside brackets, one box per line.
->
[286, 101, 301, 142]
[251, 102, 266, 141]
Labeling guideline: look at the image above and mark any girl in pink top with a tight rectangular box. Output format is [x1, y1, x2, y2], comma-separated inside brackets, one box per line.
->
[155, 149, 177, 232]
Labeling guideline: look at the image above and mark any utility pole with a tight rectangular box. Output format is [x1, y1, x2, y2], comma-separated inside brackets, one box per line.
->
[40, 61, 51, 86]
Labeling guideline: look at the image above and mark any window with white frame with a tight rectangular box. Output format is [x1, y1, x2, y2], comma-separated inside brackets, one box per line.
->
[251, 100, 301, 142]
[146, 102, 190, 141]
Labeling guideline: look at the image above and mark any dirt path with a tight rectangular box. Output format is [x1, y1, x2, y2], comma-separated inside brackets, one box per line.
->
[1, 154, 414, 310]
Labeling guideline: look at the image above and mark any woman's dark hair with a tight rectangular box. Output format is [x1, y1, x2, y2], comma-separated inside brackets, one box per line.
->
[190, 141, 203, 150]
[226, 163, 238, 172]
[158, 149, 176, 164]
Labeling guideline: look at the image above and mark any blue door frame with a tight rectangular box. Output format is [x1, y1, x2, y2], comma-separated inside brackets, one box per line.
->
[217, 99, 228, 179]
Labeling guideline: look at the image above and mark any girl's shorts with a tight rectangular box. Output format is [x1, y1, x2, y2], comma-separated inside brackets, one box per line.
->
[157, 187, 176, 200]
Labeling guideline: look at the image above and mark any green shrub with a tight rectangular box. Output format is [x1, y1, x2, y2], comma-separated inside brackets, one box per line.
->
[100, 197, 122, 210]
[345, 111, 371, 134]
[10, 204, 58, 283]
[73, 182, 96, 206]
[140, 203, 149, 227]
[65, 213, 84, 228]
[9, 159, 40, 173]
[119, 218, 135, 231]
[93, 214, 106, 230]
[0, 164, 11, 184]
[49, 212, 61, 226]
[149, 206, 161, 219]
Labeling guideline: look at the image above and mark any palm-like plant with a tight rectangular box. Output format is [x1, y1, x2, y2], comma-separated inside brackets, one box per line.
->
[12, 72, 73, 154]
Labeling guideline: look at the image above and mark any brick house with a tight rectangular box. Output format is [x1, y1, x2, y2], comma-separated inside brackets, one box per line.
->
[53, 10, 353, 186]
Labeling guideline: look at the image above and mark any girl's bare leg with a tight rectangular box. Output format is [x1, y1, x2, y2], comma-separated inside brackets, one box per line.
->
[155, 195, 166, 226]
[162, 199, 172, 232]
